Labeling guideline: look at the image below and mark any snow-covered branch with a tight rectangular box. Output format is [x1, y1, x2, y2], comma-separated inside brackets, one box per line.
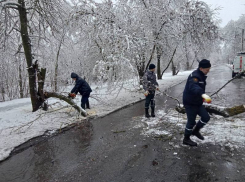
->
[211, 70, 245, 97]
[0, 1, 21, 9]
[176, 104, 245, 118]
[44, 92, 87, 117]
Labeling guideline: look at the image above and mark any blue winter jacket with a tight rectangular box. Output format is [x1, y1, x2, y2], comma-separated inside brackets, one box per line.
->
[142, 70, 159, 92]
[183, 69, 207, 106]
[71, 73, 92, 96]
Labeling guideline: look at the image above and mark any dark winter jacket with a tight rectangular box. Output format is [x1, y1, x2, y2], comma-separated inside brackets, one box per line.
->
[183, 69, 207, 106]
[142, 70, 159, 92]
[71, 73, 92, 96]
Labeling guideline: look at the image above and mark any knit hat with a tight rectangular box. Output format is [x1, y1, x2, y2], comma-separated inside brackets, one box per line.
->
[198, 59, 211, 68]
[149, 64, 156, 70]
[71, 72, 78, 78]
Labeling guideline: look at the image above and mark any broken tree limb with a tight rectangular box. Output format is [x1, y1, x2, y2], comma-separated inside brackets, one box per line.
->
[160, 90, 181, 107]
[211, 70, 245, 97]
[44, 92, 87, 117]
[175, 104, 245, 118]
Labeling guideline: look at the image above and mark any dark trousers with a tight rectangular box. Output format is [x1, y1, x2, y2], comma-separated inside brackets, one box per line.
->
[81, 93, 90, 109]
[145, 91, 155, 109]
[184, 105, 210, 136]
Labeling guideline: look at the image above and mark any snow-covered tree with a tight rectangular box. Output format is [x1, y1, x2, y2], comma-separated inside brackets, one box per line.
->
[0, 0, 70, 110]
[0, 0, 220, 105]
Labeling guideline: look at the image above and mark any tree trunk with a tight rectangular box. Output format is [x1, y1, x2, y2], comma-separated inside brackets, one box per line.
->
[1, 86, 5, 101]
[54, 57, 59, 92]
[19, 64, 24, 98]
[136, 54, 146, 85]
[184, 41, 190, 70]
[44, 92, 87, 117]
[137, 61, 145, 78]
[37, 67, 47, 110]
[18, 0, 39, 111]
[54, 33, 65, 92]
[176, 104, 245, 118]
[172, 61, 175, 76]
[161, 46, 177, 77]
[186, 61, 190, 70]
[156, 46, 162, 79]
[145, 44, 156, 72]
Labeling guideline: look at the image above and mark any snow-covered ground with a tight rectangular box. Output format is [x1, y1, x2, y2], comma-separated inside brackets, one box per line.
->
[1, 69, 245, 162]
[136, 109, 245, 151]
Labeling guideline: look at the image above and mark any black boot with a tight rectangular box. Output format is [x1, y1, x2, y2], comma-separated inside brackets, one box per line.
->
[145, 108, 150, 118]
[183, 135, 197, 146]
[151, 107, 155, 117]
[192, 127, 204, 140]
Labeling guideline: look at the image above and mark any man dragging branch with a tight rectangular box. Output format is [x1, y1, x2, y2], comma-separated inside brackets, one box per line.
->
[182, 59, 212, 146]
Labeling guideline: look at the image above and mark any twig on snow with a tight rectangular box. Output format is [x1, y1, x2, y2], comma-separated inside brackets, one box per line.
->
[12, 105, 77, 133]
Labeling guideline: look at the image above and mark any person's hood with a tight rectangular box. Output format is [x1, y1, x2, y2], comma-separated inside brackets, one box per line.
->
[71, 72, 79, 79]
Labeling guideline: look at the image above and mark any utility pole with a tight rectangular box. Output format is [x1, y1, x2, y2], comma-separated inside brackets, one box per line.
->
[242, 29, 244, 52]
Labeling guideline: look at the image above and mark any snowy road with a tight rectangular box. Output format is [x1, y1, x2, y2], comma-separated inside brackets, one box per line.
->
[1, 65, 245, 182]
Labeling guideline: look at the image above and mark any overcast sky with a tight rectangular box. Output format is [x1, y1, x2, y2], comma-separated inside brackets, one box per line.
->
[201, 0, 245, 27]
[77, 0, 245, 28]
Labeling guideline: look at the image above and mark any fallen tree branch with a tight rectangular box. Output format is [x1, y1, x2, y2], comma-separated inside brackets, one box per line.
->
[211, 70, 245, 97]
[156, 89, 181, 107]
[12, 114, 42, 133]
[12, 105, 77, 133]
[161, 90, 181, 107]
[89, 95, 112, 106]
[44, 92, 87, 117]
[176, 103, 245, 118]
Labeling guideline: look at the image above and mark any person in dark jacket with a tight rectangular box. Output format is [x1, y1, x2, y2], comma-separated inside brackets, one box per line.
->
[143, 64, 159, 118]
[70, 72, 92, 110]
[182, 59, 212, 146]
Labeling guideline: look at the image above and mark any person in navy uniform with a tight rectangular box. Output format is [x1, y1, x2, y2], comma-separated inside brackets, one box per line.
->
[182, 59, 212, 146]
[142, 64, 159, 118]
[70, 72, 92, 110]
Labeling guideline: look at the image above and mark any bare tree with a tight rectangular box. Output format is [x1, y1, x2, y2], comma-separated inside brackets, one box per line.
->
[0, 0, 70, 110]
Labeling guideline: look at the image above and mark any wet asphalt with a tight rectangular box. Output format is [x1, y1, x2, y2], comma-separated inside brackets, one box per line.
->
[1, 65, 245, 182]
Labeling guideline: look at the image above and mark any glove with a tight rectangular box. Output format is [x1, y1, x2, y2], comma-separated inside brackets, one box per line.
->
[68, 93, 76, 99]
[144, 91, 149, 96]
[202, 94, 211, 103]
[156, 87, 159, 91]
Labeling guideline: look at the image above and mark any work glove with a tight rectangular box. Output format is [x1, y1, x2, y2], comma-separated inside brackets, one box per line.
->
[68, 93, 76, 99]
[202, 94, 211, 103]
[144, 91, 149, 96]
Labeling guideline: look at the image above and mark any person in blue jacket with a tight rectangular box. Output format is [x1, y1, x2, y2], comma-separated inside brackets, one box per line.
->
[182, 59, 212, 146]
[70, 72, 92, 110]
